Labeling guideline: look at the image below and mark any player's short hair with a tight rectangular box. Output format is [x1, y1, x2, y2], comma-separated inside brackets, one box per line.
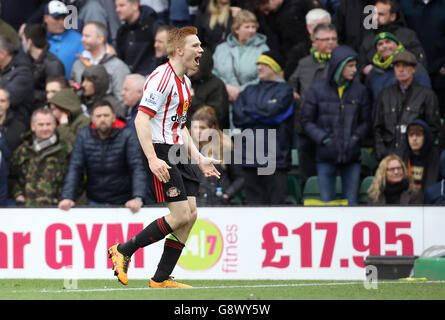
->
[24, 24, 48, 49]
[166, 26, 198, 58]
[231, 9, 259, 35]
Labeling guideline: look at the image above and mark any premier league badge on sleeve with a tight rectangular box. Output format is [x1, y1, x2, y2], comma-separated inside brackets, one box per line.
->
[145, 92, 162, 106]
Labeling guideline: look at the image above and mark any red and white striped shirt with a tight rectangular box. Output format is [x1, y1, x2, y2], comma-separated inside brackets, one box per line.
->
[138, 62, 192, 145]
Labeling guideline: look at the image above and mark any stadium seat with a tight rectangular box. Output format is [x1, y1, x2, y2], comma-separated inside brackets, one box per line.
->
[358, 176, 374, 204]
[302, 176, 342, 202]
[286, 175, 301, 204]
[288, 149, 300, 178]
[230, 190, 245, 205]
[291, 149, 299, 167]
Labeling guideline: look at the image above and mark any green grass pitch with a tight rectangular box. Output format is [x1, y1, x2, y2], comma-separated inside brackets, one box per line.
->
[2, 279, 445, 300]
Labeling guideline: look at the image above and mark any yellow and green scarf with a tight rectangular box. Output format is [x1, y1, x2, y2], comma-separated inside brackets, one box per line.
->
[372, 43, 405, 70]
[311, 47, 331, 64]
[372, 32, 405, 70]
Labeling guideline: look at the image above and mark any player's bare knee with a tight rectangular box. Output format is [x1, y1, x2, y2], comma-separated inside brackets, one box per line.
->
[189, 207, 197, 224]
[173, 207, 192, 228]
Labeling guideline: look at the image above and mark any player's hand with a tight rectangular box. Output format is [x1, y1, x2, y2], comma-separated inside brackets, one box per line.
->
[149, 157, 172, 183]
[198, 156, 221, 179]
[58, 199, 75, 211]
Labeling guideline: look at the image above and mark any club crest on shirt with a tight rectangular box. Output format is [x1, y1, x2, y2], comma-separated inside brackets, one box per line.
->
[167, 186, 181, 198]
[183, 100, 190, 113]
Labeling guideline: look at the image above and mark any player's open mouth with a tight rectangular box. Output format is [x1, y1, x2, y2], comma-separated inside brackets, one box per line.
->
[195, 56, 200, 65]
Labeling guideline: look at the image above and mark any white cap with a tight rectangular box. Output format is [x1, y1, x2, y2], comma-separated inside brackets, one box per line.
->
[45, 1, 69, 18]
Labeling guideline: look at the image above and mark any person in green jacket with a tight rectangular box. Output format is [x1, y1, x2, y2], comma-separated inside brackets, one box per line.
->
[47, 88, 90, 145]
[9, 108, 72, 206]
[212, 9, 269, 104]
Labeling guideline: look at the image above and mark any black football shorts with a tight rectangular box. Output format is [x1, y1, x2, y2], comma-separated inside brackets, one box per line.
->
[144, 144, 199, 203]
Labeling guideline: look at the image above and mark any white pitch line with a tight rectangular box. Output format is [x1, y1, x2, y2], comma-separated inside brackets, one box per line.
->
[9, 280, 445, 294]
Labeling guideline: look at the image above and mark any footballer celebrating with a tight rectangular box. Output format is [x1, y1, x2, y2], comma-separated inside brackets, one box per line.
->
[107, 26, 220, 288]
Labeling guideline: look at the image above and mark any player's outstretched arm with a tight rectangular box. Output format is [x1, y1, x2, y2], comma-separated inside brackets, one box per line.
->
[181, 127, 221, 179]
[135, 111, 171, 183]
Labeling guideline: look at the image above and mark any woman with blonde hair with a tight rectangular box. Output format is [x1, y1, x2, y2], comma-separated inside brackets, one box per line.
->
[212, 9, 269, 103]
[195, 0, 240, 53]
[367, 154, 423, 204]
[190, 106, 244, 205]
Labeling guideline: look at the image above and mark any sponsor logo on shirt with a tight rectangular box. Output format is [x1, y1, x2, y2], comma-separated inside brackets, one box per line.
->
[171, 114, 187, 124]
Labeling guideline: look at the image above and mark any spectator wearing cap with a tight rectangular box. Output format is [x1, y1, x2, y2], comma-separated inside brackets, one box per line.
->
[374, 50, 441, 162]
[301, 45, 371, 205]
[365, 33, 431, 109]
[47, 88, 90, 145]
[44, 0, 84, 79]
[21, 23, 66, 109]
[233, 50, 294, 205]
[359, 0, 427, 76]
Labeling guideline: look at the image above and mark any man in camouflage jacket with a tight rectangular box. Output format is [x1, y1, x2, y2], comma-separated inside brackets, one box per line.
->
[9, 108, 72, 206]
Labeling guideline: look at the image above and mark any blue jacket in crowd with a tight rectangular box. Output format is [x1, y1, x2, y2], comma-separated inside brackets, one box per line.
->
[47, 29, 84, 79]
[301, 45, 371, 164]
[232, 79, 294, 169]
[61, 117, 148, 205]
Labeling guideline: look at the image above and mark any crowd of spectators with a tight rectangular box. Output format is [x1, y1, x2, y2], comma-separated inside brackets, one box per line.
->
[0, 0, 444, 210]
